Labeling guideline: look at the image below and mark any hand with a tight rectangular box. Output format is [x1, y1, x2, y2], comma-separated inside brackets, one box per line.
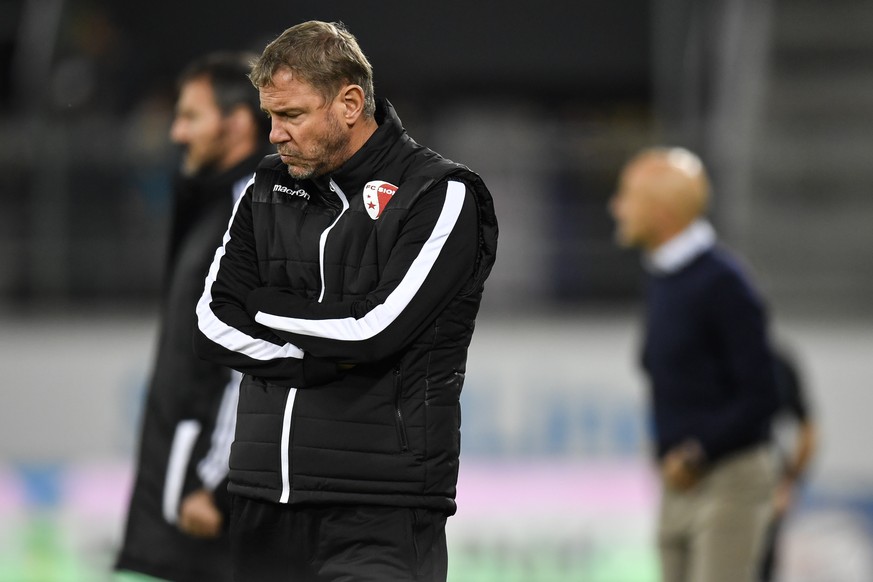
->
[661, 441, 706, 491]
[178, 488, 224, 538]
[773, 477, 796, 517]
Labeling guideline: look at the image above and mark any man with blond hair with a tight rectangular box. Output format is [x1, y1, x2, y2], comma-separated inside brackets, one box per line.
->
[610, 147, 780, 582]
[194, 20, 498, 581]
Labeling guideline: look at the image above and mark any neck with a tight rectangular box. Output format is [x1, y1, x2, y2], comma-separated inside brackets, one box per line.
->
[646, 222, 687, 252]
[348, 117, 378, 156]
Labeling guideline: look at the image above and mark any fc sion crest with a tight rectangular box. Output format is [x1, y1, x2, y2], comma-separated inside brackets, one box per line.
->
[363, 180, 398, 220]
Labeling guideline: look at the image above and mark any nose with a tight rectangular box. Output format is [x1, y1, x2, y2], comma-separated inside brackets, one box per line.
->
[269, 119, 289, 145]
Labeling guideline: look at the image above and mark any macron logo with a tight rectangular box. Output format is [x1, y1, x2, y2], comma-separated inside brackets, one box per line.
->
[273, 184, 310, 200]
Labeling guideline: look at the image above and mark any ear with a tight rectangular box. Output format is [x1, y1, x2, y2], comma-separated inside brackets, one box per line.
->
[335, 84, 365, 126]
[225, 105, 250, 130]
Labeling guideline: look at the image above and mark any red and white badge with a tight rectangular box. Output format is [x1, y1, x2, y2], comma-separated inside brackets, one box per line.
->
[363, 180, 398, 220]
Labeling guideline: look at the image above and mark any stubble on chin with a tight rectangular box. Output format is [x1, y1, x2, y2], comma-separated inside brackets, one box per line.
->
[285, 165, 314, 180]
[283, 150, 347, 182]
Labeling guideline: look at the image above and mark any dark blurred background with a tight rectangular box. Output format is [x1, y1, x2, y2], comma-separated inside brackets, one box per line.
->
[2, 0, 655, 311]
[1, 1, 872, 580]
[6, 0, 869, 317]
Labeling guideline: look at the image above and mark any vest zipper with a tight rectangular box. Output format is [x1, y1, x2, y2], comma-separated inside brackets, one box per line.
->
[278, 387, 298, 503]
[317, 179, 350, 303]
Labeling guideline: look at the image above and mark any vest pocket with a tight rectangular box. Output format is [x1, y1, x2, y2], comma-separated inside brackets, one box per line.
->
[393, 367, 409, 452]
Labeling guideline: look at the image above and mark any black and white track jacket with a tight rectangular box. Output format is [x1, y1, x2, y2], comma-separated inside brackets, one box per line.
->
[194, 99, 498, 514]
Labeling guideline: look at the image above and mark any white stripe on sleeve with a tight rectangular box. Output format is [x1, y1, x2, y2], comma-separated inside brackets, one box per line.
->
[163, 420, 201, 524]
[197, 370, 241, 490]
[196, 185, 305, 360]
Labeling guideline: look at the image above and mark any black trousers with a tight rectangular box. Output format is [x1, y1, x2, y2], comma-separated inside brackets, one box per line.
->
[229, 495, 448, 582]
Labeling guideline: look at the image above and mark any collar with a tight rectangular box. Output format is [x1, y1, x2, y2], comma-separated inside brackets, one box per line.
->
[645, 219, 716, 274]
[323, 98, 405, 198]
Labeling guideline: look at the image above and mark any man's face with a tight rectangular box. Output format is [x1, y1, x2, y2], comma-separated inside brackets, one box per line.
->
[170, 77, 228, 175]
[260, 68, 352, 180]
[610, 162, 658, 250]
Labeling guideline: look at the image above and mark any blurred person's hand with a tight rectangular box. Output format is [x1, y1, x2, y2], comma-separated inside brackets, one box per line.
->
[773, 476, 796, 517]
[662, 440, 706, 491]
[178, 488, 223, 538]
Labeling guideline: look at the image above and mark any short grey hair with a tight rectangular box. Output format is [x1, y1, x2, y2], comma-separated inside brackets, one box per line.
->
[249, 20, 375, 118]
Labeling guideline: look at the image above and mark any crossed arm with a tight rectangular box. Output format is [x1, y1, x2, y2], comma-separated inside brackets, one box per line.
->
[195, 180, 478, 380]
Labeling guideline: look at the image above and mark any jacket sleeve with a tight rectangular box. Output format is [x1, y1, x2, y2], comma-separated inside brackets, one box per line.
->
[194, 184, 339, 386]
[245, 180, 479, 363]
[193, 371, 239, 494]
[181, 372, 238, 506]
[694, 269, 781, 459]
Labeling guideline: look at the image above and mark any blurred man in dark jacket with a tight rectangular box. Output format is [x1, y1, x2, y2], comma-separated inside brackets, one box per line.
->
[760, 346, 817, 581]
[114, 51, 270, 582]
